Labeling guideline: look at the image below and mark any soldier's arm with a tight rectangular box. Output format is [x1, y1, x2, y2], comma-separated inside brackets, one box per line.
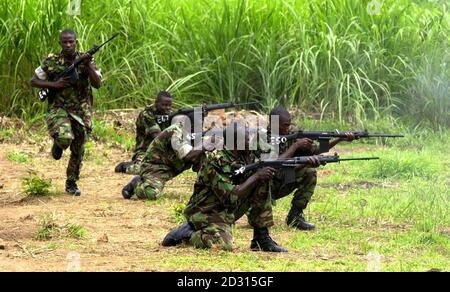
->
[30, 74, 70, 89]
[80, 54, 101, 89]
[139, 111, 161, 139]
[205, 158, 275, 208]
[321, 132, 357, 153]
[234, 167, 275, 200]
[30, 58, 70, 89]
[170, 126, 201, 162]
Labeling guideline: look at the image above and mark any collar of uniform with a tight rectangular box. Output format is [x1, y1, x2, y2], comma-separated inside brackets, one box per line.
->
[59, 50, 81, 65]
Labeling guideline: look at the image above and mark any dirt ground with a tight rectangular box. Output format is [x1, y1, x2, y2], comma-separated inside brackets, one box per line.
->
[0, 111, 283, 271]
[0, 139, 196, 271]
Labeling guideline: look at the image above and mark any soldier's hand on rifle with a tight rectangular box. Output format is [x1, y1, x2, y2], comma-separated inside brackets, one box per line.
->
[255, 167, 276, 181]
[307, 155, 326, 168]
[80, 53, 93, 65]
[340, 132, 358, 142]
[294, 138, 313, 151]
[52, 76, 71, 89]
[157, 130, 174, 140]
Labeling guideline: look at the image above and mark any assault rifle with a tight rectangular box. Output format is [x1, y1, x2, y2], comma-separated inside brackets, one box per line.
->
[233, 154, 379, 184]
[270, 130, 404, 152]
[156, 101, 258, 124]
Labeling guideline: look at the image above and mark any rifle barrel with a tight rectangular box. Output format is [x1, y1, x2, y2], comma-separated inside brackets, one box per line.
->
[366, 134, 404, 138]
[337, 157, 380, 161]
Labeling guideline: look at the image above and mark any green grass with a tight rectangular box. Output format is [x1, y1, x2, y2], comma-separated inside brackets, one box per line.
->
[7, 151, 31, 163]
[22, 172, 52, 197]
[151, 126, 449, 271]
[0, 0, 449, 128]
[172, 203, 187, 224]
[92, 118, 134, 151]
[65, 223, 88, 239]
[35, 213, 87, 241]
[0, 128, 15, 142]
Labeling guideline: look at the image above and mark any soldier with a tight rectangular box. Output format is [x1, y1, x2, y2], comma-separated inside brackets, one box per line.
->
[265, 106, 356, 230]
[121, 114, 209, 200]
[30, 29, 102, 196]
[161, 123, 288, 252]
[115, 91, 173, 174]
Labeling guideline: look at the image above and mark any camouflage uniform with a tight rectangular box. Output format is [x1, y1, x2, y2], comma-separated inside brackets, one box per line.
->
[135, 122, 194, 200]
[124, 105, 171, 174]
[263, 134, 318, 210]
[36, 52, 100, 182]
[185, 149, 273, 251]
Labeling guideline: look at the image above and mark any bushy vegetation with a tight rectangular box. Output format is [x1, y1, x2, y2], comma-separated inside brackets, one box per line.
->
[0, 0, 448, 128]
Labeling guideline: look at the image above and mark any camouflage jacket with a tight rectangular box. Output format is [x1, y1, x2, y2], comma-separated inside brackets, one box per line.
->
[36, 51, 100, 128]
[184, 149, 258, 227]
[134, 105, 171, 158]
[142, 122, 194, 173]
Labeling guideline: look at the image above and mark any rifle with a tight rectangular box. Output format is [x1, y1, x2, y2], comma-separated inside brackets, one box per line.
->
[233, 154, 379, 184]
[155, 101, 258, 124]
[38, 33, 119, 102]
[270, 130, 404, 152]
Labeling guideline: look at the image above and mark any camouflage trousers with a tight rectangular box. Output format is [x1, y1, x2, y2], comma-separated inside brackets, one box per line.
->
[135, 163, 186, 200]
[271, 167, 317, 210]
[123, 151, 145, 175]
[189, 184, 273, 251]
[47, 108, 89, 182]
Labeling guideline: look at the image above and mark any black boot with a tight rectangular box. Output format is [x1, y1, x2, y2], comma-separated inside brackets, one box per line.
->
[115, 161, 132, 173]
[250, 227, 288, 252]
[121, 176, 141, 199]
[286, 207, 315, 230]
[51, 142, 63, 160]
[162, 222, 194, 247]
[65, 180, 81, 196]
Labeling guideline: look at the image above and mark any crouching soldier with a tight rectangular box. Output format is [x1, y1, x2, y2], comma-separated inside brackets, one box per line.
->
[121, 114, 210, 200]
[162, 124, 288, 252]
[115, 91, 173, 174]
[265, 106, 356, 230]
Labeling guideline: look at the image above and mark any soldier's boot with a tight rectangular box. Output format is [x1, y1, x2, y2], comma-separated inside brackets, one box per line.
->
[65, 179, 81, 196]
[162, 222, 194, 246]
[51, 142, 63, 160]
[286, 207, 315, 231]
[121, 175, 141, 199]
[114, 161, 132, 173]
[250, 227, 288, 252]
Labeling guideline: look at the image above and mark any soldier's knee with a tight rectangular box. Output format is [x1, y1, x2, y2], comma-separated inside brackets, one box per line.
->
[54, 125, 74, 149]
[190, 232, 209, 249]
[56, 137, 73, 149]
[135, 185, 159, 200]
[221, 241, 234, 252]
[306, 168, 317, 183]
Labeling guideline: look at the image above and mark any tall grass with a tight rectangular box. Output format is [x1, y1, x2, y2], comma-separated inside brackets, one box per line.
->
[0, 0, 448, 128]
